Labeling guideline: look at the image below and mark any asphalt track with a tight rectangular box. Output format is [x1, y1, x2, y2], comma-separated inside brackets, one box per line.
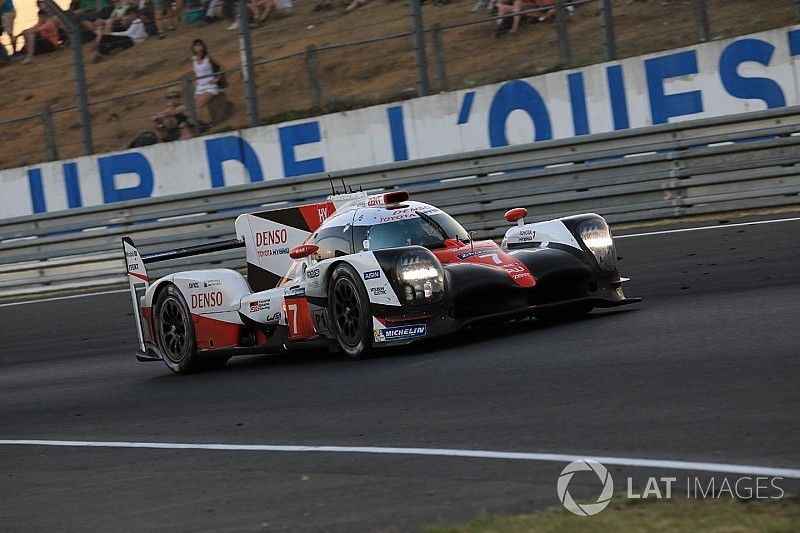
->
[1, 218, 799, 531]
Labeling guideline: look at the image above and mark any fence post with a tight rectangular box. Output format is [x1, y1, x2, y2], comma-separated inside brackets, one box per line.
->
[42, 0, 93, 155]
[182, 80, 198, 127]
[796, 0, 800, 21]
[238, 0, 260, 127]
[555, 0, 571, 65]
[41, 106, 58, 162]
[692, 0, 710, 42]
[410, 0, 430, 97]
[431, 24, 448, 93]
[600, 0, 616, 61]
[306, 45, 323, 108]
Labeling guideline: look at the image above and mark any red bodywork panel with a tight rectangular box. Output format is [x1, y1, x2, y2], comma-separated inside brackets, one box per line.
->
[192, 314, 242, 351]
[432, 240, 535, 288]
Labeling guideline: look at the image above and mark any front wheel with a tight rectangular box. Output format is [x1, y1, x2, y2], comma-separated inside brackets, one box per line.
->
[153, 284, 200, 373]
[327, 264, 373, 358]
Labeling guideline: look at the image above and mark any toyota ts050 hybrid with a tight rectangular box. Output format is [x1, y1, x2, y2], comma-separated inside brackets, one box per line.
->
[123, 189, 639, 373]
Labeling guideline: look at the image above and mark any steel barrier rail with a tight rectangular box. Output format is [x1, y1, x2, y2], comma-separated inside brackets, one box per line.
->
[0, 107, 798, 299]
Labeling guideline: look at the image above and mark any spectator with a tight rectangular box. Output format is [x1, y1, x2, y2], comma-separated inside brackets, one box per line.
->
[310, 0, 331, 12]
[343, 0, 366, 13]
[191, 38, 223, 127]
[94, 5, 147, 58]
[1, 0, 16, 53]
[145, 0, 177, 36]
[496, 0, 554, 36]
[20, 10, 59, 64]
[249, 0, 290, 22]
[151, 86, 190, 136]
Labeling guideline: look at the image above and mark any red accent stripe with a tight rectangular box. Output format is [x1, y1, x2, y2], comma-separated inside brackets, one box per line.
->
[298, 201, 336, 233]
[127, 271, 149, 282]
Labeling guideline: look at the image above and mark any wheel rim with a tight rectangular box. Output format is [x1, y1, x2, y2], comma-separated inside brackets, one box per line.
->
[332, 277, 363, 347]
[157, 297, 189, 363]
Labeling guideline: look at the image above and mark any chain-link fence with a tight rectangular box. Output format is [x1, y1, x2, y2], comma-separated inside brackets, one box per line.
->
[0, 0, 796, 170]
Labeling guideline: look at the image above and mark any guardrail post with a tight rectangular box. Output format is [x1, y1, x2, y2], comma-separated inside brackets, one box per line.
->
[182, 80, 198, 127]
[238, 0, 260, 127]
[305, 45, 323, 108]
[796, 0, 800, 21]
[600, 0, 616, 61]
[410, 0, 431, 96]
[692, 0, 711, 42]
[555, 0, 571, 65]
[41, 105, 58, 161]
[42, 0, 93, 155]
[431, 24, 448, 93]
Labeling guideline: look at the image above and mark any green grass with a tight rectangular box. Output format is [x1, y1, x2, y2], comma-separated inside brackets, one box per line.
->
[427, 496, 800, 533]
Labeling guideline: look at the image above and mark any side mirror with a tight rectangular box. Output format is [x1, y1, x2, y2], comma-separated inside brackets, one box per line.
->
[504, 208, 528, 226]
[289, 244, 319, 259]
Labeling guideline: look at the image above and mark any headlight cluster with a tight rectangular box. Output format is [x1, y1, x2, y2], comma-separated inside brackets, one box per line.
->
[577, 218, 617, 271]
[396, 251, 444, 304]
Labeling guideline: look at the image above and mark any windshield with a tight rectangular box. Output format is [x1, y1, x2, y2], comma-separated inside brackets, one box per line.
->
[361, 211, 470, 250]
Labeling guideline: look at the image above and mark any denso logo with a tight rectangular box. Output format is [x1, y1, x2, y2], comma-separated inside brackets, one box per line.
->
[191, 291, 223, 309]
[255, 229, 288, 247]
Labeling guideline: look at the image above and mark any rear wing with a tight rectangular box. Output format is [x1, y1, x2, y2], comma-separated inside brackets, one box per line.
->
[121, 236, 244, 354]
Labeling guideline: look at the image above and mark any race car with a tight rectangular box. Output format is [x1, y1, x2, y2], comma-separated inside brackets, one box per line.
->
[123, 189, 639, 373]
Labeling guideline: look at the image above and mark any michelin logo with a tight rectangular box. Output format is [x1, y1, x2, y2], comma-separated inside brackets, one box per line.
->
[374, 324, 427, 342]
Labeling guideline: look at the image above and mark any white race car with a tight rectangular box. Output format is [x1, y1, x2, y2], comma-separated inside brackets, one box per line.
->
[123, 189, 639, 373]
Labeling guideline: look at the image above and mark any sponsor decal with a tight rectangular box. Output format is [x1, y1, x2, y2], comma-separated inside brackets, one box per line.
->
[374, 324, 426, 342]
[257, 247, 290, 258]
[364, 270, 381, 280]
[519, 230, 534, 236]
[306, 268, 321, 279]
[518, 236, 533, 242]
[191, 291, 223, 309]
[125, 250, 138, 258]
[318, 206, 329, 223]
[367, 196, 384, 207]
[265, 312, 281, 322]
[249, 299, 270, 313]
[370, 286, 387, 296]
[204, 279, 222, 287]
[456, 248, 495, 260]
[255, 229, 288, 247]
[513, 273, 531, 280]
[284, 286, 305, 298]
[188, 282, 199, 289]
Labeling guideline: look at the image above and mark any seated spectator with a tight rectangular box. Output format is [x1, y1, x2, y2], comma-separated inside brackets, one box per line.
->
[20, 10, 60, 64]
[310, 0, 331, 12]
[93, 5, 147, 58]
[1, 0, 17, 54]
[151, 87, 190, 135]
[94, 0, 132, 34]
[496, 0, 554, 36]
[343, 0, 366, 13]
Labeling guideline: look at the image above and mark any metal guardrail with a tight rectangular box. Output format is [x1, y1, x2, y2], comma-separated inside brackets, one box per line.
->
[1, 106, 798, 299]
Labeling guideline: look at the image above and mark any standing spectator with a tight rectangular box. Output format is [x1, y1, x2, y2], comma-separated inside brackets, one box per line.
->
[191, 38, 223, 127]
[1, 0, 16, 53]
[94, 5, 147, 57]
[20, 10, 59, 64]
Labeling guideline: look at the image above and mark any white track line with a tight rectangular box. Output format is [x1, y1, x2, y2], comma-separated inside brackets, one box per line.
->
[0, 440, 798, 478]
[616, 216, 800, 239]
[3, 216, 799, 308]
[0, 289, 129, 308]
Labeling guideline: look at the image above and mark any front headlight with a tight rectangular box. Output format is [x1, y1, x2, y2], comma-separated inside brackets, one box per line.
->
[396, 251, 444, 304]
[577, 218, 617, 271]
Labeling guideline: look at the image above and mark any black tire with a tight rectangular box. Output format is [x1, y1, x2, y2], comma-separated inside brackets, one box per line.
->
[533, 303, 593, 322]
[153, 284, 200, 374]
[327, 264, 373, 358]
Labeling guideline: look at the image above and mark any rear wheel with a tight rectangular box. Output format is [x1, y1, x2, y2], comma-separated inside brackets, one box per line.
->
[154, 284, 200, 374]
[328, 264, 373, 358]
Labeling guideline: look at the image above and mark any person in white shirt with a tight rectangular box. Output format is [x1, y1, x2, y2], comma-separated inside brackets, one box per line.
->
[94, 6, 147, 56]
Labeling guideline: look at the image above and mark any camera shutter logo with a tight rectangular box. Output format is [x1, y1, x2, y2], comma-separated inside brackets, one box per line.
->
[557, 460, 614, 516]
